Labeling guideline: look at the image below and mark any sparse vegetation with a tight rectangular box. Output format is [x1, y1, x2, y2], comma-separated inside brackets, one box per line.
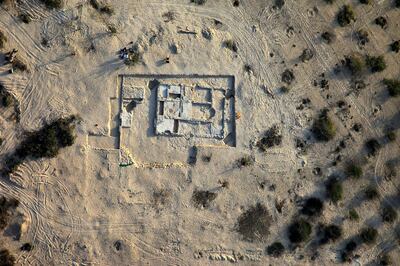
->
[326, 178, 343, 203]
[346, 163, 363, 179]
[360, 227, 378, 244]
[266, 242, 284, 257]
[337, 5, 356, 27]
[301, 197, 324, 217]
[257, 125, 282, 151]
[0, 30, 7, 49]
[288, 219, 312, 243]
[381, 205, 397, 223]
[0, 249, 15, 266]
[40, 0, 63, 9]
[223, 39, 238, 53]
[312, 109, 336, 141]
[383, 79, 400, 97]
[366, 55, 386, 72]
[364, 186, 379, 200]
[236, 203, 271, 242]
[192, 189, 217, 208]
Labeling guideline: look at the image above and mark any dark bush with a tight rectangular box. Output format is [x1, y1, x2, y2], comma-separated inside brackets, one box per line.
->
[19, 13, 31, 24]
[375, 16, 388, 29]
[321, 31, 335, 44]
[0, 249, 15, 266]
[346, 163, 363, 179]
[312, 110, 336, 141]
[192, 189, 217, 208]
[301, 197, 324, 217]
[40, 0, 63, 9]
[366, 55, 386, 72]
[266, 242, 284, 257]
[99, 5, 113, 15]
[16, 116, 77, 159]
[365, 186, 379, 200]
[257, 125, 282, 151]
[345, 53, 365, 75]
[381, 205, 397, 223]
[288, 219, 312, 243]
[348, 209, 359, 221]
[12, 58, 28, 72]
[379, 254, 392, 266]
[386, 130, 396, 142]
[360, 0, 372, 4]
[391, 40, 400, 53]
[384, 79, 400, 97]
[326, 178, 343, 203]
[355, 29, 369, 46]
[0, 84, 14, 108]
[337, 5, 356, 27]
[324, 0, 335, 3]
[0, 30, 7, 49]
[281, 69, 295, 85]
[191, 0, 207, 4]
[20, 243, 33, 252]
[365, 138, 381, 156]
[0, 196, 19, 231]
[341, 240, 357, 262]
[236, 203, 271, 242]
[300, 48, 314, 62]
[360, 227, 378, 244]
[396, 0, 400, 7]
[320, 224, 342, 244]
[223, 40, 238, 53]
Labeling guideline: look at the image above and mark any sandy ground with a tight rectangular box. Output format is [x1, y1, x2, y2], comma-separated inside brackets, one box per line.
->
[0, 0, 399, 265]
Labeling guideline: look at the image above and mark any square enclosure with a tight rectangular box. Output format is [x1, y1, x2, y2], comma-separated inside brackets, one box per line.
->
[118, 75, 236, 152]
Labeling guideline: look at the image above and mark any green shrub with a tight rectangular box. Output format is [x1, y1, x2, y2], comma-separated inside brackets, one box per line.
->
[236, 203, 271, 242]
[384, 79, 400, 97]
[345, 53, 365, 75]
[288, 219, 312, 243]
[192, 189, 217, 208]
[366, 55, 386, 72]
[40, 0, 63, 9]
[312, 110, 336, 141]
[364, 186, 379, 200]
[0, 30, 7, 49]
[392, 40, 400, 53]
[348, 209, 359, 221]
[301, 197, 324, 217]
[266, 242, 284, 257]
[381, 205, 397, 223]
[337, 5, 356, 27]
[360, 227, 378, 244]
[223, 39, 238, 53]
[346, 163, 363, 179]
[326, 178, 343, 203]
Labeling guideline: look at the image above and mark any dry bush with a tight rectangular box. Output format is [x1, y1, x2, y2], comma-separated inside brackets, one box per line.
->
[0, 30, 7, 49]
[192, 189, 217, 208]
[236, 203, 271, 242]
[223, 39, 238, 53]
[345, 53, 365, 75]
[381, 205, 397, 223]
[0, 249, 15, 266]
[312, 109, 336, 141]
[191, 0, 207, 5]
[40, 0, 63, 9]
[326, 177, 343, 203]
[0, 196, 19, 231]
[266, 242, 284, 257]
[257, 125, 282, 151]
